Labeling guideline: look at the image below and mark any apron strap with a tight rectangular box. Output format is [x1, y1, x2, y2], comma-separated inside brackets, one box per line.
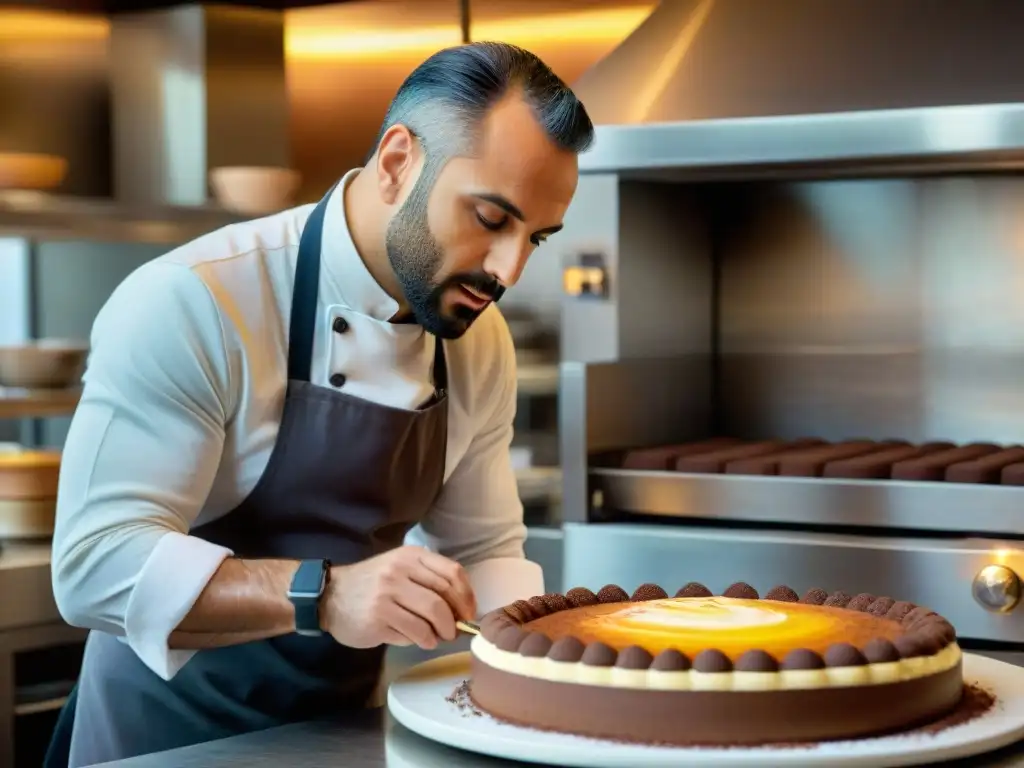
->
[288, 184, 336, 383]
[432, 336, 448, 396]
[288, 180, 450, 396]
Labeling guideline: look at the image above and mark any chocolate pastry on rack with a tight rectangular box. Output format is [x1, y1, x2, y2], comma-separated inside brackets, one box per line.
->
[468, 581, 962, 746]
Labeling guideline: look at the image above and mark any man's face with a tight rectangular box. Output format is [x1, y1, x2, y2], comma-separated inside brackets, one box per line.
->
[384, 95, 580, 339]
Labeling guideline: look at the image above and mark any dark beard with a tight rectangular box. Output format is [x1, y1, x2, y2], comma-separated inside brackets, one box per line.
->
[385, 178, 505, 339]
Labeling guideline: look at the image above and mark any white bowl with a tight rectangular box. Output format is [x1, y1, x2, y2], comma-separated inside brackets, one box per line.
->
[209, 166, 302, 216]
[0, 340, 89, 389]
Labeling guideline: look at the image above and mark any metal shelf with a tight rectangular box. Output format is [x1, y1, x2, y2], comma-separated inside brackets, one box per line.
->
[516, 364, 558, 397]
[516, 466, 561, 504]
[0, 388, 81, 419]
[14, 680, 75, 717]
[591, 467, 1024, 536]
[0, 192, 243, 245]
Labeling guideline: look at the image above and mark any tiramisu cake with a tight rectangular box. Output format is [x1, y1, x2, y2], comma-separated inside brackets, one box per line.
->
[469, 582, 963, 745]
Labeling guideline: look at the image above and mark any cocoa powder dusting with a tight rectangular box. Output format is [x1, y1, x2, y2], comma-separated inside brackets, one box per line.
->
[445, 680, 483, 717]
[914, 683, 995, 737]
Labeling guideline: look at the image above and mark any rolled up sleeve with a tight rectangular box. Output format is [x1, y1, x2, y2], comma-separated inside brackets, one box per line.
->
[51, 262, 235, 680]
[405, 321, 544, 615]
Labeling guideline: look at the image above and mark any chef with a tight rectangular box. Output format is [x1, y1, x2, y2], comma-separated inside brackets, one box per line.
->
[43, 40, 594, 767]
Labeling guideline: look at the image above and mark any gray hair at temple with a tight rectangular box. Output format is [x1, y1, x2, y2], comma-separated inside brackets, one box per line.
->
[368, 41, 595, 172]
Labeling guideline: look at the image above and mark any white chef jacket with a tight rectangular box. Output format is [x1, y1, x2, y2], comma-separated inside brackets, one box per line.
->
[51, 169, 544, 681]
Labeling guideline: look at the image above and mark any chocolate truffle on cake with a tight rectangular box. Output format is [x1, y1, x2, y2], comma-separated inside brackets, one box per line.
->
[801, 587, 829, 605]
[765, 585, 800, 602]
[675, 581, 713, 598]
[651, 648, 690, 671]
[596, 584, 629, 603]
[581, 641, 617, 667]
[631, 583, 669, 601]
[824, 591, 852, 608]
[540, 593, 571, 612]
[867, 597, 896, 617]
[616, 646, 654, 670]
[885, 600, 916, 622]
[548, 636, 585, 663]
[846, 593, 876, 612]
[564, 587, 599, 607]
[722, 581, 759, 599]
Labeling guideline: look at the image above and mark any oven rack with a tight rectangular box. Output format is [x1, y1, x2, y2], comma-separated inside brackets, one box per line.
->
[590, 467, 1024, 536]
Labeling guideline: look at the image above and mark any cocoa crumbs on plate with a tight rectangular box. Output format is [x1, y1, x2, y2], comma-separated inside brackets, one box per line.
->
[444, 681, 997, 749]
[912, 684, 996, 737]
[445, 680, 482, 717]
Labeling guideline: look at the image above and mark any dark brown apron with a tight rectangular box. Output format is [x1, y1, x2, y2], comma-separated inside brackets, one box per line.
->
[50, 185, 451, 767]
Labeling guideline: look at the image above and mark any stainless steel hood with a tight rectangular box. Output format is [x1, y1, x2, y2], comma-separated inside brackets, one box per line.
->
[574, 0, 1024, 176]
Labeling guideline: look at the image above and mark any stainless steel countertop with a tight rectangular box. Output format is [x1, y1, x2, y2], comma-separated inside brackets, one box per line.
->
[91, 642, 1024, 768]
[88, 707, 1024, 768]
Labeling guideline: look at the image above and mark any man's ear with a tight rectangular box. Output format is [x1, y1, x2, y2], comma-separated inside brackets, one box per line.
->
[375, 124, 419, 205]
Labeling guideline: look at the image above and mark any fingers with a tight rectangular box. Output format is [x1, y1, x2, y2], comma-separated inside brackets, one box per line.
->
[407, 560, 476, 626]
[352, 546, 477, 651]
[415, 549, 477, 621]
[395, 581, 457, 643]
[407, 566, 455, 604]
[380, 628, 414, 647]
[384, 597, 446, 649]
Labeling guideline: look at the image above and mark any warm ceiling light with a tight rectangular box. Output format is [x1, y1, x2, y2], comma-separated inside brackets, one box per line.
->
[0, 10, 108, 41]
[285, 6, 654, 61]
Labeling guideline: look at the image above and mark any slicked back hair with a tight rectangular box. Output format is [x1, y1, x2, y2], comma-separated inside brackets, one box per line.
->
[368, 41, 594, 183]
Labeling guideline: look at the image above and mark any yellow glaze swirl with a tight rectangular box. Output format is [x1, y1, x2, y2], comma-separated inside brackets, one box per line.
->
[524, 597, 905, 659]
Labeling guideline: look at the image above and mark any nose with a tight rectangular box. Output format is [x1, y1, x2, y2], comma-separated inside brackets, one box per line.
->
[482, 238, 532, 289]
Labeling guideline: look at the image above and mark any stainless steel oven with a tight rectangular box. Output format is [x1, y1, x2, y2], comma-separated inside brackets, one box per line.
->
[555, 0, 1024, 664]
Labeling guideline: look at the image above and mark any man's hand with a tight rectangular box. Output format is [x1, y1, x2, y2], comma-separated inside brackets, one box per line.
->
[321, 546, 477, 650]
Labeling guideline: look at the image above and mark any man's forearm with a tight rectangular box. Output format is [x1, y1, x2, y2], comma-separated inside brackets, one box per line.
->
[168, 557, 300, 649]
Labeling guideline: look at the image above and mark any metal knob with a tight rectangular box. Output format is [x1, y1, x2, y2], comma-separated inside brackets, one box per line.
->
[972, 564, 1022, 613]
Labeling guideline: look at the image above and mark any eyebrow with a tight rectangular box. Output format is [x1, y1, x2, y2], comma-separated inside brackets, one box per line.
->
[472, 193, 564, 236]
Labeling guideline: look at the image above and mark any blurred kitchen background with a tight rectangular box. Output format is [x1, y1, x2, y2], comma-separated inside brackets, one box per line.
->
[0, 1, 653, 763]
[13, 1, 1024, 766]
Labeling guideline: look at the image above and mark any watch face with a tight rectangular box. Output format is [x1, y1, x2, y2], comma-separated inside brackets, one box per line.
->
[290, 561, 328, 635]
[288, 560, 328, 599]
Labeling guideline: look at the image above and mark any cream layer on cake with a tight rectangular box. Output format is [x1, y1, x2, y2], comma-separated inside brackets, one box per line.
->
[471, 635, 961, 691]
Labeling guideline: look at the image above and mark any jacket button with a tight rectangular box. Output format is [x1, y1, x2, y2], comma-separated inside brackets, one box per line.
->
[332, 316, 349, 334]
[329, 373, 347, 388]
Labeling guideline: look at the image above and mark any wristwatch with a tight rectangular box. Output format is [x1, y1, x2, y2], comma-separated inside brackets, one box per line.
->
[288, 559, 331, 636]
